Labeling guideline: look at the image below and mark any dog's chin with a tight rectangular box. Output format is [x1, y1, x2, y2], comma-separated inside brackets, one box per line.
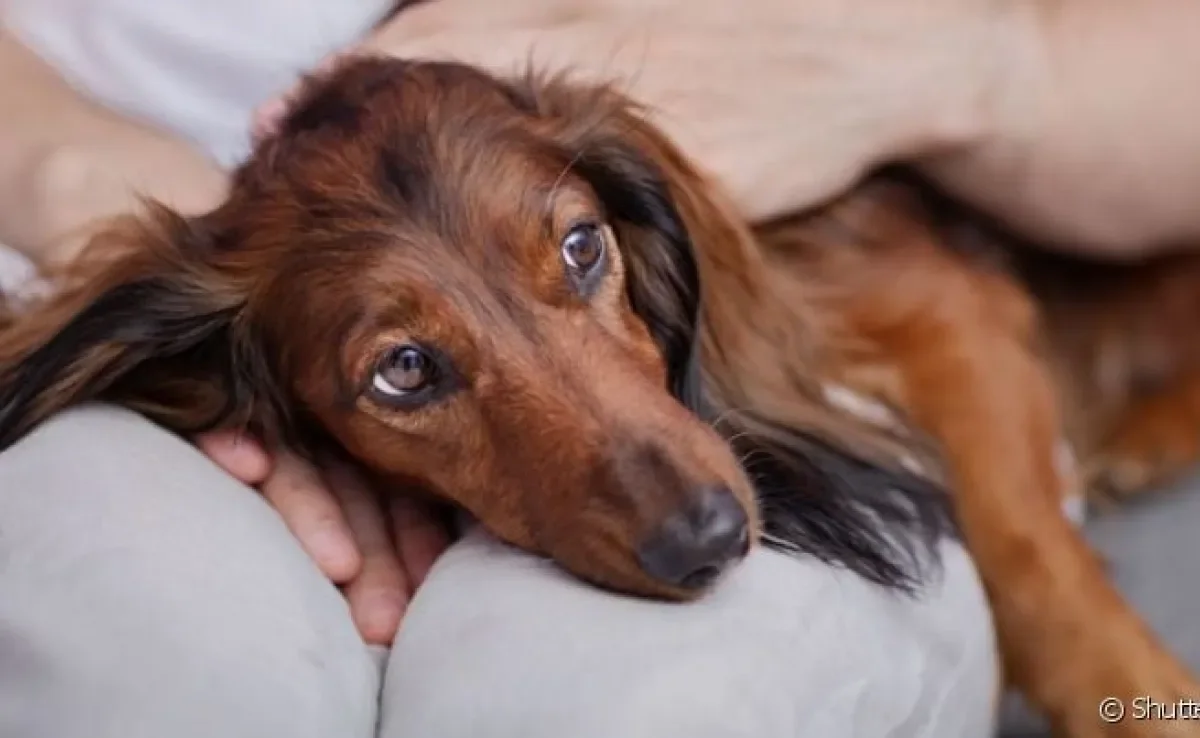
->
[577, 571, 713, 603]
[624, 563, 742, 603]
[561, 546, 753, 603]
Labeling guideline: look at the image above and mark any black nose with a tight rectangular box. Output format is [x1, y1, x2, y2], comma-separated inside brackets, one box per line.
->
[637, 485, 750, 590]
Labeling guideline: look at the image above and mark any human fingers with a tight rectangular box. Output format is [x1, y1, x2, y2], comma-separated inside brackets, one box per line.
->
[193, 429, 272, 485]
[322, 456, 410, 646]
[260, 450, 363, 584]
[389, 494, 453, 591]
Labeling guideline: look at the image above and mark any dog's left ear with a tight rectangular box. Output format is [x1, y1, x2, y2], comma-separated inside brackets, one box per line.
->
[0, 206, 290, 451]
[571, 136, 704, 401]
[511, 76, 760, 406]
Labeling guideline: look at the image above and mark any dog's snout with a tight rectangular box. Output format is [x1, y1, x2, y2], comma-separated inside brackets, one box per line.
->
[636, 484, 750, 590]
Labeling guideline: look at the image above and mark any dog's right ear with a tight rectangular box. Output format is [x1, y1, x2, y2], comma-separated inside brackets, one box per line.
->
[0, 204, 287, 451]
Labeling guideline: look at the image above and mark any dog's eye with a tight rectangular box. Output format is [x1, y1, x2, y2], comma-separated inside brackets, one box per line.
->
[371, 345, 437, 399]
[561, 222, 606, 275]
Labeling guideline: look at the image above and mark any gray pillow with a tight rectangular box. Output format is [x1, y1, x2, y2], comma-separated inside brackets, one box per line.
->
[382, 527, 999, 738]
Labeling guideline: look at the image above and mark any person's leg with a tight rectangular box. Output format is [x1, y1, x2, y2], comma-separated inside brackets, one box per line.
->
[0, 404, 381, 738]
[378, 528, 999, 738]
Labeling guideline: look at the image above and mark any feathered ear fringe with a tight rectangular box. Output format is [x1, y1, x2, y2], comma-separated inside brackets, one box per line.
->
[0, 205, 294, 453]
[724, 407, 954, 592]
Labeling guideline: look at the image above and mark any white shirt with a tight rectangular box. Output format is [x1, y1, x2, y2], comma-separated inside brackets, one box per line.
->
[3, 0, 393, 166]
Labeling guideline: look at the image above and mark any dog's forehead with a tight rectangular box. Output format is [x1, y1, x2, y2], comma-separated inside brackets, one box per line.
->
[262, 62, 575, 232]
[247, 63, 597, 271]
[274, 59, 546, 185]
[227, 58, 618, 335]
[281, 59, 530, 140]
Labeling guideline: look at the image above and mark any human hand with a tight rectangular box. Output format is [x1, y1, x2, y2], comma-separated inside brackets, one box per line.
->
[195, 430, 451, 645]
[338, 0, 1028, 221]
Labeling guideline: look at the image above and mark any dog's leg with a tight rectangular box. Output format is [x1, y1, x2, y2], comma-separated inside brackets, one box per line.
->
[758, 187, 1198, 735]
[866, 268, 1200, 737]
[1088, 370, 1200, 499]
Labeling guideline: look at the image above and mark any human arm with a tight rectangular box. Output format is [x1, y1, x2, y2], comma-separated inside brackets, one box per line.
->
[358, 0, 1200, 259]
[0, 36, 227, 269]
[919, 0, 1200, 258]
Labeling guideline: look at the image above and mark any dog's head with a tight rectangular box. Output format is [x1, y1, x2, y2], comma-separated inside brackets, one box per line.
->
[0, 58, 762, 598]
[2, 58, 953, 599]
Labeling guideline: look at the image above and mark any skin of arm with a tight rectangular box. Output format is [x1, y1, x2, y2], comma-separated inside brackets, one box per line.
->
[362, 0, 1200, 259]
[0, 36, 227, 269]
[7, 2, 1200, 262]
[920, 0, 1200, 259]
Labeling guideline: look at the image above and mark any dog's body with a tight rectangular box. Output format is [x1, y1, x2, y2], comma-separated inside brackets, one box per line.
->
[1, 58, 1198, 736]
[757, 186, 1200, 736]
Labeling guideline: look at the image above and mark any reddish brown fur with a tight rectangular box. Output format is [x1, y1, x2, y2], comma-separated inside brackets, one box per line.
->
[759, 186, 1200, 736]
[1, 58, 1199, 735]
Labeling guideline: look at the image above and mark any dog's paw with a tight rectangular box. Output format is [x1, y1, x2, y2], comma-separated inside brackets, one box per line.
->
[1087, 397, 1200, 499]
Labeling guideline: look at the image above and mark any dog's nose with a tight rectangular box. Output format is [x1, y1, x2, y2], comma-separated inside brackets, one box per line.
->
[637, 485, 750, 590]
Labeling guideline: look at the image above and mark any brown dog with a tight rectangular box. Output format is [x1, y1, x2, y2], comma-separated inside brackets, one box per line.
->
[1, 58, 1197, 737]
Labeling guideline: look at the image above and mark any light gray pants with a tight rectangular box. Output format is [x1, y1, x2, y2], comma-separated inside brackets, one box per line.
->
[0, 405, 1005, 738]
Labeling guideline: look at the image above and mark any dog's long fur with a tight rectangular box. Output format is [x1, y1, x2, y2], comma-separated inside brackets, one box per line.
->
[2, 58, 1199, 736]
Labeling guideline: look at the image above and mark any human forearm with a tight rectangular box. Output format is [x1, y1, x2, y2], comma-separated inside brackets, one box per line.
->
[0, 37, 227, 268]
[357, 0, 1027, 221]
[920, 0, 1200, 258]
[258, 0, 1200, 256]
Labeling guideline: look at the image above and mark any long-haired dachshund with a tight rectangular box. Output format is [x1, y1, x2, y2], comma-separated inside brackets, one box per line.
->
[2, 58, 1198, 737]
